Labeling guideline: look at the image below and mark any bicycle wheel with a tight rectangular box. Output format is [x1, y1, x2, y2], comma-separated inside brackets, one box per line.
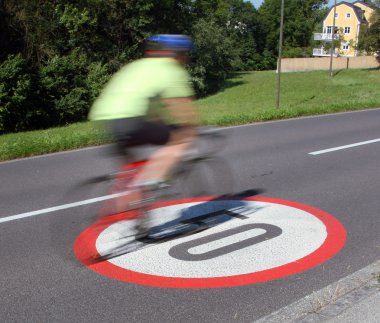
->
[176, 157, 234, 198]
[47, 170, 123, 259]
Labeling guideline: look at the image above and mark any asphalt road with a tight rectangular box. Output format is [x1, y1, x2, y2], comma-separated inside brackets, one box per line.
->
[1, 108, 380, 322]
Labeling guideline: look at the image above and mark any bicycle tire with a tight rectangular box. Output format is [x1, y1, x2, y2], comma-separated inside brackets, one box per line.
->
[194, 126, 229, 156]
[174, 156, 234, 199]
[47, 170, 117, 258]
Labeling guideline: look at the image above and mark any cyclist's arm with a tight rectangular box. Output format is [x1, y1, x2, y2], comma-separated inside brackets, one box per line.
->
[162, 97, 198, 126]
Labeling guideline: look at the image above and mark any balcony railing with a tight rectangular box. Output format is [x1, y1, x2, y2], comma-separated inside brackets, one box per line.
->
[314, 33, 339, 41]
[313, 48, 339, 57]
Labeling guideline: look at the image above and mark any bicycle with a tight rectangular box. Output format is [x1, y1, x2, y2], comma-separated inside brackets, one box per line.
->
[74, 126, 234, 263]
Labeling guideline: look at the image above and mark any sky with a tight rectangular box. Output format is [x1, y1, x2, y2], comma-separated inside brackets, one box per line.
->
[249, 0, 359, 9]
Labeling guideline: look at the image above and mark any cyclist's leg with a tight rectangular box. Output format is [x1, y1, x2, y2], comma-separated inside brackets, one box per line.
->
[108, 117, 195, 212]
[132, 124, 195, 185]
[107, 117, 150, 213]
[130, 122, 195, 236]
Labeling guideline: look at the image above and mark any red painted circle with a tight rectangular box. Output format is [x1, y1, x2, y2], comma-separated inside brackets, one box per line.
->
[74, 197, 346, 288]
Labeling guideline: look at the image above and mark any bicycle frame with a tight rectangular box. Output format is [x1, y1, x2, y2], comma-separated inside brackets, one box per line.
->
[101, 127, 228, 215]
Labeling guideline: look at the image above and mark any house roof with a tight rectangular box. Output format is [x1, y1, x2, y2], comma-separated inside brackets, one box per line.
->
[325, 1, 368, 24]
[352, 1, 377, 10]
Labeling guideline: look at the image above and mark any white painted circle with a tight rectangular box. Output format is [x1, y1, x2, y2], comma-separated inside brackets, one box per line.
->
[75, 197, 346, 288]
[97, 200, 325, 276]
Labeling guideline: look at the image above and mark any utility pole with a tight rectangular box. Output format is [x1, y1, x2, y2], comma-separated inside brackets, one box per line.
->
[329, 0, 337, 77]
[276, 0, 285, 109]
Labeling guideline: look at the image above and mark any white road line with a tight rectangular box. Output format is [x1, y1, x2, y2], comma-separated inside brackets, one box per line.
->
[0, 191, 129, 224]
[309, 138, 380, 155]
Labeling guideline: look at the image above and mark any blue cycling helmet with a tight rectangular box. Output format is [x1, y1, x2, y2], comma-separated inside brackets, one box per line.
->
[144, 34, 193, 52]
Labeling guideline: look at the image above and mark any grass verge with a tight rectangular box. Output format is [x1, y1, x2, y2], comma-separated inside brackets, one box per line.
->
[1, 68, 379, 161]
[198, 68, 380, 125]
[0, 122, 110, 161]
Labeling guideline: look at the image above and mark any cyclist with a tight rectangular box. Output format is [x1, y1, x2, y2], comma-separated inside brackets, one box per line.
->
[88, 34, 198, 229]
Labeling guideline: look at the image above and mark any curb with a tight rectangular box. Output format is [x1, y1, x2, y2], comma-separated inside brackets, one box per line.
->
[253, 259, 380, 323]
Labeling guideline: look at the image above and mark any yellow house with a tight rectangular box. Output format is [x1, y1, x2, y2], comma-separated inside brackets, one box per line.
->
[313, 1, 375, 57]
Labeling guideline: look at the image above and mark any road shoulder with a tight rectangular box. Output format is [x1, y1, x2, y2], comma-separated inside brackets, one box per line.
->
[254, 259, 380, 323]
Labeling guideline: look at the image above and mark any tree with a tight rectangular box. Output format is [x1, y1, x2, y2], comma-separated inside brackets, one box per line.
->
[190, 18, 240, 96]
[259, 0, 328, 66]
[190, 0, 263, 70]
[359, 1, 380, 54]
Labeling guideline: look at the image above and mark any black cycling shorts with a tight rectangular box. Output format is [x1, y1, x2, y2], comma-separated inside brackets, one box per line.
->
[110, 117, 171, 149]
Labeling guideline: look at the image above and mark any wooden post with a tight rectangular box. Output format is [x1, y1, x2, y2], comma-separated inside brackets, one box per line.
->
[276, 0, 285, 109]
[329, 0, 337, 77]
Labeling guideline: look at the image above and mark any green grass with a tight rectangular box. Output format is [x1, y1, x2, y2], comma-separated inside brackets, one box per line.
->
[0, 122, 110, 161]
[198, 68, 380, 125]
[1, 68, 379, 161]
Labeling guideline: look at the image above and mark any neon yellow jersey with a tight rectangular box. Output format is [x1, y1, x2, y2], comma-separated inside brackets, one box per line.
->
[88, 57, 194, 121]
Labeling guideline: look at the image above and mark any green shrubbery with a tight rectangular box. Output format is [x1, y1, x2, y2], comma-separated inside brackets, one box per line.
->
[0, 54, 32, 133]
[38, 50, 110, 125]
[190, 19, 241, 96]
[282, 47, 312, 58]
[0, 50, 111, 133]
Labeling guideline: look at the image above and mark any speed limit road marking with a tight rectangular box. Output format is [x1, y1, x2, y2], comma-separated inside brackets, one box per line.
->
[74, 197, 346, 289]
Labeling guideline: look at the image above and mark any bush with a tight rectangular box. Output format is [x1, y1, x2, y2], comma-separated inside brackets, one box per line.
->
[38, 49, 110, 125]
[0, 54, 32, 133]
[255, 49, 277, 70]
[86, 62, 111, 103]
[55, 87, 89, 123]
[239, 35, 263, 71]
[282, 47, 312, 58]
[190, 19, 241, 97]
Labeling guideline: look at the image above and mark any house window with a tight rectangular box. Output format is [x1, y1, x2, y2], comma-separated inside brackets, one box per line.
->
[327, 26, 332, 34]
[343, 42, 349, 50]
[346, 13, 351, 19]
[344, 26, 351, 34]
